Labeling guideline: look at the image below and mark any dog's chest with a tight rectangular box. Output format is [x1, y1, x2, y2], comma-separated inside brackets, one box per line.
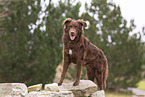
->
[67, 47, 84, 60]
[67, 49, 78, 56]
[68, 49, 73, 55]
[65, 42, 85, 60]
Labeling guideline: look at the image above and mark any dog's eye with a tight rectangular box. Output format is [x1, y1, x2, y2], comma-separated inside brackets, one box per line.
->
[75, 26, 77, 28]
[69, 26, 72, 27]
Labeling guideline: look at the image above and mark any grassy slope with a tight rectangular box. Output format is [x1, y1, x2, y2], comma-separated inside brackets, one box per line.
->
[137, 80, 145, 91]
[106, 91, 132, 97]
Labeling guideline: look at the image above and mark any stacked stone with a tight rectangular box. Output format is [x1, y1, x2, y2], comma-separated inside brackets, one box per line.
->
[0, 80, 105, 97]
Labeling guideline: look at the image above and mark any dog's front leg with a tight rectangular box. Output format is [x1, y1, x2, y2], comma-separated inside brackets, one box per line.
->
[73, 61, 83, 86]
[58, 53, 70, 86]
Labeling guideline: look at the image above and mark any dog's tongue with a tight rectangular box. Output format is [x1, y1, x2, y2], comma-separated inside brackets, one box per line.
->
[70, 36, 75, 40]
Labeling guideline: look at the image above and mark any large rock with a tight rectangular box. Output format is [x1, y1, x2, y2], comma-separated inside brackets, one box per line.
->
[90, 90, 105, 97]
[0, 80, 105, 97]
[28, 84, 42, 92]
[0, 83, 28, 97]
[45, 83, 59, 92]
[26, 91, 73, 97]
[58, 80, 98, 97]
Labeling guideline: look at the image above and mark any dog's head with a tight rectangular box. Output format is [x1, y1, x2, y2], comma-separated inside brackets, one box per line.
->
[63, 18, 87, 41]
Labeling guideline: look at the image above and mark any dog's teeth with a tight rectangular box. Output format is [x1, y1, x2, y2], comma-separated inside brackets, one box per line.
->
[69, 49, 72, 55]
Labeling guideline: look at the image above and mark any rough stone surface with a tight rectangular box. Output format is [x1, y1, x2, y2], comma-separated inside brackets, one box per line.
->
[91, 90, 105, 97]
[0, 80, 106, 97]
[58, 80, 98, 96]
[0, 83, 28, 97]
[45, 83, 59, 92]
[28, 84, 42, 92]
[26, 91, 73, 97]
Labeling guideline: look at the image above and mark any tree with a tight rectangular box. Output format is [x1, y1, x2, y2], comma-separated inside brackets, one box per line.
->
[0, 0, 43, 85]
[29, 0, 65, 84]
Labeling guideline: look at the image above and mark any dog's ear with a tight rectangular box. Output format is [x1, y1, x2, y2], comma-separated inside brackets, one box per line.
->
[77, 19, 87, 27]
[63, 18, 72, 25]
[63, 18, 72, 29]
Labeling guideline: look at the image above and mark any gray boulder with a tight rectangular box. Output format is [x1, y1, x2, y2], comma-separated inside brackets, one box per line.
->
[90, 90, 105, 97]
[28, 84, 42, 92]
[26, 91, 73, 97]
[0, 83, 28, 97]
[58, 80, 98, 96]
[45, 83, 59, 92]
[0, 80, 106, 97]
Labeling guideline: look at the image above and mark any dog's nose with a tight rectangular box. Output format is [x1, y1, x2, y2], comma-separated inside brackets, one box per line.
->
[71, 31, 74, 34]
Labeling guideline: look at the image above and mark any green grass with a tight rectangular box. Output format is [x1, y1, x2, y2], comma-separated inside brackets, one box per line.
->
[137, 80, 145, 91]
[106, 91, 132, 97]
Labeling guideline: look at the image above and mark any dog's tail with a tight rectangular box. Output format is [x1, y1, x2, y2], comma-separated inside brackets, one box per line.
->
[103, 58, 108, 90]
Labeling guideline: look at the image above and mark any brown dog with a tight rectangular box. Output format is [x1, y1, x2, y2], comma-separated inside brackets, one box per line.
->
[58, 18, 108, 90]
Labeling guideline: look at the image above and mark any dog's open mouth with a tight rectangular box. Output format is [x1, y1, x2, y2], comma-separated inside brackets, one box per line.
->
[70, 35, 75, 40]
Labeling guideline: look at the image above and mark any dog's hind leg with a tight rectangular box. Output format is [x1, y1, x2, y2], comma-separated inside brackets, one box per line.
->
[86, 66, 95, 82]
[95, 70, 104, 90]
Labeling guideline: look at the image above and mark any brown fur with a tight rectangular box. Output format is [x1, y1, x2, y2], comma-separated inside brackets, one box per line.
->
[58, 18, 108, 90]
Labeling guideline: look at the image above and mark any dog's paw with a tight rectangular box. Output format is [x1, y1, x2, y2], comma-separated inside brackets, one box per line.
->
[58, 82, 62, 86]
[73, 81, 79, 86]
